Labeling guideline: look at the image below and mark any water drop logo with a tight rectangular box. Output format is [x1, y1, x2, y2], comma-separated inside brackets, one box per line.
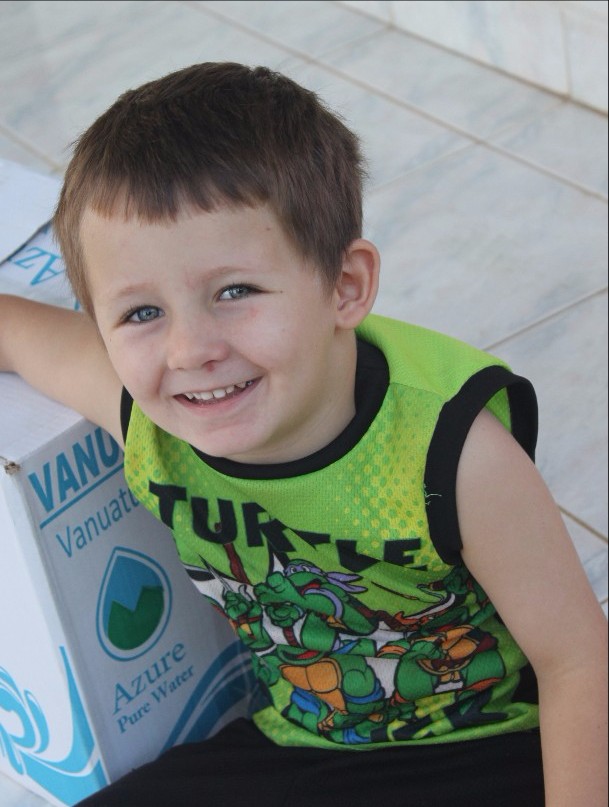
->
[97, 548, 172, 661]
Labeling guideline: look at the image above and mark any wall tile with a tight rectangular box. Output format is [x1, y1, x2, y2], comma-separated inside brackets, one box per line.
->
[323, 29, 558, 140]
[0, 132, 56, 175]
[364, 145, 607, 348]
[0, 0, 165, 61]
[0, 3, 295, 166]
[562, 3, 609, 112]
[492, 101, 608, 198]
[285, 61, 470, 189]
[197, 1, 386, 58]
[340, 0, 394, 23]
[388, 1, 568, 95]
[340, 1, 609, 111]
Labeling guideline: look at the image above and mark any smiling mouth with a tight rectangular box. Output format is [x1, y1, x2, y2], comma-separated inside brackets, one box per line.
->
[178, 379, 256, 405]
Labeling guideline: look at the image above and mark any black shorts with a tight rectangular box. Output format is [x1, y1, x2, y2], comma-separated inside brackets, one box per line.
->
[76, 718, 544, 807]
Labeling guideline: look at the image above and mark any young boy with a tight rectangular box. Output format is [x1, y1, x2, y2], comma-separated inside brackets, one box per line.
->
[0, 62, 606, 807]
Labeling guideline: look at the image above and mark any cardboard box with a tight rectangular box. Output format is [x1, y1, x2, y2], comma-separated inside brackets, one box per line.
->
[0, 161, 256, 806]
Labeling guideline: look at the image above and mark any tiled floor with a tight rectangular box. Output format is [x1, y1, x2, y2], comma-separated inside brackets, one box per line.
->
[0, 1, 607, 805]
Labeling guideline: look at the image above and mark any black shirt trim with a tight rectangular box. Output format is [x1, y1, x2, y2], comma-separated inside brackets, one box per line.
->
[424, 366, 538, 566]
[119, 339, 389, 480]
[191, 338, 389, 479]
[120, 386, 133, 444]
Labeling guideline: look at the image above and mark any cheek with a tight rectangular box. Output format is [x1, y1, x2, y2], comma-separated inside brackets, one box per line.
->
[105, 342, 152, 394]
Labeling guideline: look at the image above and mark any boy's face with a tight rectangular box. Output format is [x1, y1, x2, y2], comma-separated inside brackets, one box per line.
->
[82, 203, 357, 464]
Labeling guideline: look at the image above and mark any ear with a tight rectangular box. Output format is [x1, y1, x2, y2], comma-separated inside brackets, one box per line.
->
[334, 238, 380, 329]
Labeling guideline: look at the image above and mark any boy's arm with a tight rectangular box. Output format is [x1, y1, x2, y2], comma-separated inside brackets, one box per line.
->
[0, 294, 124, 447]
[457, 409, 608, 807]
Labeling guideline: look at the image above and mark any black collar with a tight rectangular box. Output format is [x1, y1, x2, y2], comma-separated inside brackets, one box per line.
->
[191, 338, 389, 480]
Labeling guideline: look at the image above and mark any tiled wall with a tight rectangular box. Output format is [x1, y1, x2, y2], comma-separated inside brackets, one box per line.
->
[340, 1, 609, 113]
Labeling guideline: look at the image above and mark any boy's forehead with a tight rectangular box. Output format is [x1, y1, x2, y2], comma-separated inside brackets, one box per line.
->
[79, 201, 317, 271]
[80, 202, 318, 292]
[80, 200, 280, 236]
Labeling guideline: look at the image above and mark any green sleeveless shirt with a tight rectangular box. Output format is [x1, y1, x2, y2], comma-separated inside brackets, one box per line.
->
[121, 314, 539, 749]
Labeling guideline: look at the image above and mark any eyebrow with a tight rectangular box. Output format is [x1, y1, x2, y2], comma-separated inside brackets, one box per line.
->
[96, 263, 264, 306]
[97, 282, 156, 306]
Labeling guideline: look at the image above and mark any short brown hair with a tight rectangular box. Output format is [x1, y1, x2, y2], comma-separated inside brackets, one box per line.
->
[53, 62, 366, 315]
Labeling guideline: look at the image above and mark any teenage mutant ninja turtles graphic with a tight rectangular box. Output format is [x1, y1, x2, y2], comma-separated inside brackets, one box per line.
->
[198, 555, 507, 745]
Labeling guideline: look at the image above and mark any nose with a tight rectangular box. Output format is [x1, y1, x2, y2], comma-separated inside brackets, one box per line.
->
[166, 316, 230, 371]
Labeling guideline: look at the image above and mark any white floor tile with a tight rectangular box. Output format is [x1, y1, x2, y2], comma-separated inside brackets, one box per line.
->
[197, 0, 386, 58]
[0, 133, 56, 175]
[366, 145, 607, 348]
[0, 3, 297, 166]
[285, 61, 470, 190]
[0, 1, 165, 62]
[493, 102, 609, 197]
[495, 293, 608, 536]
[321, 28, 560, 139]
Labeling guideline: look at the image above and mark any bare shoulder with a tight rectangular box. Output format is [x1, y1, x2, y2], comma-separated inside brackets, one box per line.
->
[0, 295, 124, 447]
[456, 408, 605, 671]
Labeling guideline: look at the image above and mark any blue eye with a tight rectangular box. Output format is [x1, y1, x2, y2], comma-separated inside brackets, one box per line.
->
[126, 306, 163, 323]
[218, 285, 256, 301]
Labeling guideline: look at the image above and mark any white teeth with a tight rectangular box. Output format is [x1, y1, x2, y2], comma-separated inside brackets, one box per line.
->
[184, 391, 213, 401]
[183, 380, 253, 401]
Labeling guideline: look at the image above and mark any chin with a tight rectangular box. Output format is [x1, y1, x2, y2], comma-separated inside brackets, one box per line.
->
[188, 436, 257, 461]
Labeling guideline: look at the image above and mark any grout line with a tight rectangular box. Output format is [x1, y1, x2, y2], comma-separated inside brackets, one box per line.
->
[557, 3, 575, 101]
[368, 131, 607, 215]
[342, 71, 607, 201]
[560, 507, 609, 544]
[366, 140, 478, 196]
[482, 138, 609, 203]
[177, 1, 606, 202]
[327, 0, 395, 28]
[179, 1, 520, 153]
[179, 0, 389, 66]
[293, 54, 498, 142]
[482, 287, 609, 354]
[297, 27, 391, 66]
[1, 2, 605, 207]
[0, 121, 63, 174]
[2, 0, 601, 206]
[182, 2, 534, 147]
[330, 0, 608, 115]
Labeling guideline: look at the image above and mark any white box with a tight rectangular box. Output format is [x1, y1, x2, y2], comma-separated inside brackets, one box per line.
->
[0, 161, 255, 806]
